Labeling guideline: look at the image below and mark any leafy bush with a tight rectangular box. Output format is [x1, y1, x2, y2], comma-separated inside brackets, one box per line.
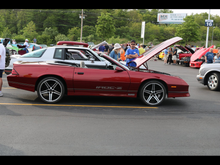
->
[55, 34, 70, 43]
[13, 34, 25, 43]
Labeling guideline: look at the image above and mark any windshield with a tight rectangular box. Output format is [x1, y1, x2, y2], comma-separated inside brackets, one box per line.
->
[101, 55, 129, 70]
[89, 49, 105, 61]
[20, 48, 46, 58]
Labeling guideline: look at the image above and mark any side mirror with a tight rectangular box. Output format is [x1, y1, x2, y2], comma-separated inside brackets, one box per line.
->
[115, 66, 123, 72]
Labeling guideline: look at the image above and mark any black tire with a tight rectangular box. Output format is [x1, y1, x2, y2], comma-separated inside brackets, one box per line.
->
[37, 77, 65, 103]
[207, 72, 220, 91]
[139, 80, 166, 106]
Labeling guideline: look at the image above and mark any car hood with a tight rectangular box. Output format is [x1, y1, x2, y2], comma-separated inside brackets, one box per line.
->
[91, 41, 108, 50]
[190, 45, 214, 62]
[134, 37, 182, 68]
[176, 45, 194, 54]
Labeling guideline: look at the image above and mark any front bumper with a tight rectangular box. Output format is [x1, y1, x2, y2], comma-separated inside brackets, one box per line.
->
[196, 74, 205, 84]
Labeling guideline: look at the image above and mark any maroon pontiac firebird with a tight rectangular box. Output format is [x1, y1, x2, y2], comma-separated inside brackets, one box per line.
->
[7, 37, 190, 105]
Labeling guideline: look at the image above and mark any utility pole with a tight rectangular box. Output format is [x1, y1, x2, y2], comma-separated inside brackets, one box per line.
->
[205, 9, 211, 48]
[80, 9, 83, 42]
[79, 9, 86, 42]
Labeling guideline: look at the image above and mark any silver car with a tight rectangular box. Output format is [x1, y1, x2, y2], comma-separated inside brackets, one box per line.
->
[196, 60, 220, 90]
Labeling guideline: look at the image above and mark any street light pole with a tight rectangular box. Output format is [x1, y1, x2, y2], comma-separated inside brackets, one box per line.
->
[205, 9, 211, 48]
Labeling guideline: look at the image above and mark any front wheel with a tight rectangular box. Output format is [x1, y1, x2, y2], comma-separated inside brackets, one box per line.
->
[207, 73, 220, 91]
[37, 77, 65, 103]
[139, 81, 166, 106]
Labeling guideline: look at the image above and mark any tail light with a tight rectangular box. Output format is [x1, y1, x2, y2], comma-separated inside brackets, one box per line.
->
[11, 68, 19, 75]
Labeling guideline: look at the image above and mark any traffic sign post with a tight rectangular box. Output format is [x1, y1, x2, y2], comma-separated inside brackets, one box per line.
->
[205, 10, 211, 48]
[205, 19, 213, 27]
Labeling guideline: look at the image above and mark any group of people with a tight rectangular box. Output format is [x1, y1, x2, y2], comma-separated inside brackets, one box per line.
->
[162, 46, 220, 65]
[163, 46, 178, 65]
[204, 48, 220, 63]
[98, 40, 148, 67]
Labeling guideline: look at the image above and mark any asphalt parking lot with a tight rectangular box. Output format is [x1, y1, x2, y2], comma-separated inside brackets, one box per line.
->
[0, 59, 220, 155]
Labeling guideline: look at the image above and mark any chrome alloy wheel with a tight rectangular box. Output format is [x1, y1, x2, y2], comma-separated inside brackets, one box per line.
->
[141, 81, 166, 106]
[37, 77, 65, 103]
[208, 74, 219, 90]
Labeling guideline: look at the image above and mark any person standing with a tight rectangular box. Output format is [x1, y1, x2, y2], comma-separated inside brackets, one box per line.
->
[172, 46, 177, 65]
[125, 40, 139, 67]
[33, 37, 37, 44]
[119, 47, 126, 61]
[0, 43, 6, 97]
[205, 48, 215, 63]
[104, 44, 109, 53]
[109, 43, 121, 61]
[108, 43, 114, 55]
[163, 48, 168, 64]
[24, 39, 29, 53]
[98, 44, 105, 52]
[138, 44, 145, 55]
[167, 47, 173, 65]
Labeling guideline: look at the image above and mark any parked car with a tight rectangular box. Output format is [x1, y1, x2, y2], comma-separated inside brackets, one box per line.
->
[7, 37, 189, 105]
[4, 45, 111, 75]
[196, 60, 220, 91]
[190, 46, 217, 68]
[38, 44, 47, 48]
[175, 45, 200, 66]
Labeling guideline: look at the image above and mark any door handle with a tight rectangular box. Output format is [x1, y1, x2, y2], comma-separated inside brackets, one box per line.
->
[77, 72, 84, 75]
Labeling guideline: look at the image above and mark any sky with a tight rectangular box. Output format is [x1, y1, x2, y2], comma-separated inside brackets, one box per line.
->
[171, 9, 220, 16]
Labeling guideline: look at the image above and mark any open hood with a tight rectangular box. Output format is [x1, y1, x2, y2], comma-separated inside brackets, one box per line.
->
[176, 45, 194, 54]
[134, 37, 183, 68]
[190, 45, 213, 62]
[91, 41, 108, 50]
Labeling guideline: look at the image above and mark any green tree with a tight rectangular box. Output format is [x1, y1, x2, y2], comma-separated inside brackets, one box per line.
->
[42, 27, 59, 43]
[67, 27, 80, 41]
[95, 12, 115, 41]
[1, 27, 12, 38]
[175, 16, 200, 44]
[55, 34, 70, 43]
[20, 21, 38, 41]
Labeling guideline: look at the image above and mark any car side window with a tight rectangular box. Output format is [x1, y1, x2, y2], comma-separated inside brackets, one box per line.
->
[54, 48, 63, 59]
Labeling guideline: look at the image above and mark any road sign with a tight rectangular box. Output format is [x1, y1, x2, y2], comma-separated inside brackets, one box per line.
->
[205, 19, 213, 27]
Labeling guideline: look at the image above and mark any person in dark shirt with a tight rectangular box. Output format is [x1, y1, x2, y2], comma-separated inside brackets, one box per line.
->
[104, 44, 109, 53]
[99, 45, 105, 52]
[205, 48, 215, 63]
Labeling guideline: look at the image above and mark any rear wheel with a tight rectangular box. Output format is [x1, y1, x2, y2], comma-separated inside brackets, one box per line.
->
[37, 77, 65, 103]
[207, 73, 220, 91]
[139, 80, 166, 106]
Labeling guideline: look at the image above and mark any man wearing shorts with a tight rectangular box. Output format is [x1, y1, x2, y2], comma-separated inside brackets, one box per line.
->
[0, 43, 6, 97]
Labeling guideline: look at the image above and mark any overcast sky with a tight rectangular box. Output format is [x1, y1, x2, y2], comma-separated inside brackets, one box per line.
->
[171, 9, 220, 16]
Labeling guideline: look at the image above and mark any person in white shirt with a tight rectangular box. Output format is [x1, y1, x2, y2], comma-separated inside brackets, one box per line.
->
[0, 43, 6, 97]
[24, 39, 29, 53]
